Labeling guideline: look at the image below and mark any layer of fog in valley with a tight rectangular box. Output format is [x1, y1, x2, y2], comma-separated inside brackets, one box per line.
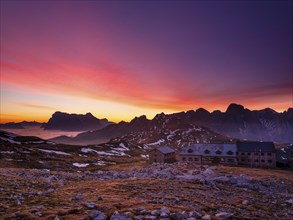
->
[1, 126, 82, 139]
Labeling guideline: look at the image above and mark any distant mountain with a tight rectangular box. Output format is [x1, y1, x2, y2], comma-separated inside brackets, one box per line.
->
[19, 121, 45, 127]
[170, 103, 293, 143]
[0, 121, 45, 129]
[50, 113, 234, 146]
[0, 122, 24, 129]
[44, 112, 113, 131]
[50, 104, 293, 145]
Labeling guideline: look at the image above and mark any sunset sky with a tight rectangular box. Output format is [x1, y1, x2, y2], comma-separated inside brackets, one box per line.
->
[1, 1, 292, 123]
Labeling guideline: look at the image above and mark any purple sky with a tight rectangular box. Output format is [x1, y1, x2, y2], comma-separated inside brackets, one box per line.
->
[1, 1, 292, 122]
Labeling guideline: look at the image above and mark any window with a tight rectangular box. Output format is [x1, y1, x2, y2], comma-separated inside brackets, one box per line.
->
[261, 153, 264, 156]
[255, 159, 259, 162]
[194, 158, 199, 161]
[261, 160, 265, 163]
[254, 153, 259, 156]
[268, 153, 272, 156]
[268, 160, 272, 163]
[182, 157, 186, 161]
[227, 151, 234, 155]
[241, 159, 245, 162]
[188, 157, 193, 161]
[227, 159, 235, 163]
[241, 152, 245, 155]
[187, 149, 193, 153]
[248, 153, 251, 156]
[204, 149, 210, 154]
[216, 150, 222, 155]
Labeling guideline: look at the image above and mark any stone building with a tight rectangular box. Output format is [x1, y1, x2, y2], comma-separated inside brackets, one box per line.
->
[149, 146, 176, 163]
[179, 143, 238, 165]
[237, 141, 276, 167]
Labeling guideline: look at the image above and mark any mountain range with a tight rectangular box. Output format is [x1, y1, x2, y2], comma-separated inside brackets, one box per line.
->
[50, 103, 293, 146]
[0, 121, 44, 129]
[1, 103, 292, 145]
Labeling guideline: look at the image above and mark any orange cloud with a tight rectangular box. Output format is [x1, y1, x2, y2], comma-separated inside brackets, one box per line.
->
[17, 103, 56, 110]
[1, 58, 202, 111]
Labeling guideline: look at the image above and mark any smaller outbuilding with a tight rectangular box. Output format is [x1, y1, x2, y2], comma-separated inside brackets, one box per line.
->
[149, 146, 176, 163]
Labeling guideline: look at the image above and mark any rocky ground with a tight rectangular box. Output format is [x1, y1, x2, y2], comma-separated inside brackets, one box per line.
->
[0, 163, 292, 220]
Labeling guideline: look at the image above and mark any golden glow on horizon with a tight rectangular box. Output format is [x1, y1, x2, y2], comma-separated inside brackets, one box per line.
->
[1, 98, 291, 124]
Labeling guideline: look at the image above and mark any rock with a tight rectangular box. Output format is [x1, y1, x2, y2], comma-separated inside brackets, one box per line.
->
[170, 211, 189, 220]
[84, 202, 97, 209]
[187, 218, 196, 220]
[16, 199, 21, 205]
[91, 210, 106, 220]
[242, 200, 250, 205]
[54, 216, 60, 220]
[286, 199, 293, 205]
[134, 215, 144, 220]
[32, 205, 44, 210]
[135, 207, 146, 215]
[97, 196, 104, 201]
[123, 212, 133, 217]
[215, 212, 233, 219]
[161, 207, 170, 214]
[47, 188, 55, 194]
[160, 212, 169, 218]
[151, 210, 161, 216]
[34, 211, 43, 217]
[145, 215, 156, 220]
[203, 168, 214, 176]
[110, 212, 132, 220]
[201, 215, 211, 220]
[71, 192, 84, 201]
[189, 211, 202, 218]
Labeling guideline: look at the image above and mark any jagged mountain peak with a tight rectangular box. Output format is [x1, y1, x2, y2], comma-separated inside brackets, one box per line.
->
[44, 112, 112, 131]
[196, 107, 210, 114]
[225, 103, 245, 114]
[130, 115, 148, 123]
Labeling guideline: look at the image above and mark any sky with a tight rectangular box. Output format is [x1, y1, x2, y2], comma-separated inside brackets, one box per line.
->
[0, 0, 292, 123]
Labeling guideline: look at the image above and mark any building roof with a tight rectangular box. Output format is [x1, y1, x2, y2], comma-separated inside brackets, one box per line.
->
[154, 146, 175, 154]
[180, 143, 237, 157]
[237, 141, 276, 152]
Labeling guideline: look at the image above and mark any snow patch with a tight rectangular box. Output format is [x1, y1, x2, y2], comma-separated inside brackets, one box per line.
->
[72, 163, 89, 167]
[147, 139, 165, 146]
[81, 148, 98, 154]
[38, 149, 71, 155]
[0, 137, 20, 144]
[0, 151, 15, 154]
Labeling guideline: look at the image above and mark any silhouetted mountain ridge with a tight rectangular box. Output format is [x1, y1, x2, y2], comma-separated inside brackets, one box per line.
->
[44, 111, 113, 131]
[50, 103, 292, 145]
[0, 121, 44, 129]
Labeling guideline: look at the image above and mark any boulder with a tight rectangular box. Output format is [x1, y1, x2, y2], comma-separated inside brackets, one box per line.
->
[84, 202, 97, 209]
[110, 212, 132, 220]
[145, 215, 156, 220]
[215, 212, 233, 219]
[189, 211, 202, 218]
[201, 215, 211, 220]
[91, 210, 106, 220]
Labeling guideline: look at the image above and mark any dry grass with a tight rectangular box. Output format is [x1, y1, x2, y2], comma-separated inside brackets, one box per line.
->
[0, 165, 292, 220]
